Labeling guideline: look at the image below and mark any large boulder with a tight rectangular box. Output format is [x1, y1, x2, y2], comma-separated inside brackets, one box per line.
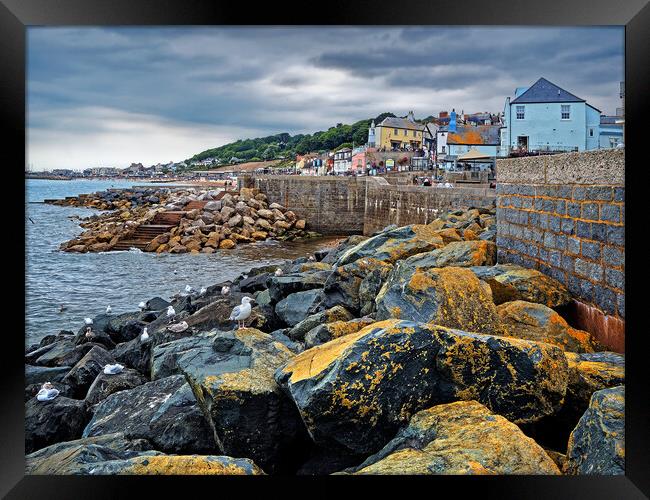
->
[178, 328, 310, 473]
[83, 375, 216, 455]
[304, 317, 375, 349]
[320, 235, 368, 264]
[403, 240, 496, 269]
[62, 346, 115, 399]
[469, 265, 572, 307]
[27, 338, 98, 367]
[565, 386, 625, 475]
[25, 433, 154, 474]
[72, 454, 266, 475]
[344, 401, 560, 475]
[336, 224, 444, 266]
[276, 319, 568, 455]
[285, 306, 354, 342]
[275, 289, 324, 327]
[25, 365, 70, 386]
[358, 262, 394, 317]
[375, 266, 502, 335]
[85, 368, 148, 406]
[322, 258, 393, 315]
[267, 271, 329, 303]
[25, 397, 90, 453]
[497, 301, 597, 353]
[150, 333, 217, 380]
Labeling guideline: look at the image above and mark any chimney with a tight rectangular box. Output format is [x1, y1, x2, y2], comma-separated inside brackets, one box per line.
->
[407, 110, 415, 122]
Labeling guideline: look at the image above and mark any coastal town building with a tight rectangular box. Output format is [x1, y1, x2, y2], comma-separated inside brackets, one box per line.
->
[367, 111, 426, 151]
[333, 148, 352, 173]
[436, 124, 500, 170]
[599, 115, 624, 149]
[499, 77, 601, 156]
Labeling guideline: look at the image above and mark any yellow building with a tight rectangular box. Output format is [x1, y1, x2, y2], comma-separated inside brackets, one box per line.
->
[368, 111, 426, 151]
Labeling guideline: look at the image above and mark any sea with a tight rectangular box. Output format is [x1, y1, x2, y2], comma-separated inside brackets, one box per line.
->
[25, 178, 342, 345]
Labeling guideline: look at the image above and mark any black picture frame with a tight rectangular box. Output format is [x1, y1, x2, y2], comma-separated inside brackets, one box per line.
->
[3, 0, 647, 497]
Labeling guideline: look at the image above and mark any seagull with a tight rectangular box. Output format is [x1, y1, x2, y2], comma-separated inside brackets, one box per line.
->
[221, 286, 230, 296]
[58, 304, 67, 313]
[103, 363, 124, 375]
[36, 382, 59, 402]
[199, 287, 207, 296]
[85, 326, 93, 338]
[167, 321, 189, 333]
[106, 305, 112, 314]
[274, 268, 283, 276]
[308, 255, 316, 262]
[229, 296, 254, 329]
[185, 285, 193, 294]
[173, 269, 178, 275]
[84, 317, 93, 326]
[140, 327, 149, 342]
[138, 301, 146, 311]
[166, 305, 176, 323]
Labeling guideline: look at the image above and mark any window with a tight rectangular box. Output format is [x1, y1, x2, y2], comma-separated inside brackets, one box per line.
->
[516, 105, 525, 120]
[561, 105, 570, 120]
[404, 129, 407, 136]
[441, 146, 446, 153]
[589, 128, 594, 137]
[394, 129, 399, 134]
[413, 130, 417, 137]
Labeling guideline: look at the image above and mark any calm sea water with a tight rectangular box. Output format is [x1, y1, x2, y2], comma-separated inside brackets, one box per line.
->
[25, 179, 342, 345]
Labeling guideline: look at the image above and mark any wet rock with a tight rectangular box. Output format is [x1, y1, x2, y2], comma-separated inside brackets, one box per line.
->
[83, 375, 216, 454]
[85, 368, 148, 406]
[276, 319, 568, 455]
[146, 296, 171, 311]
[403, 240, 496, 269]
[497, 301, 597, 353]
[358, 262, 394, 317]
[112, 337, 152, 375]
[320, 235, 368, 264]
[285, 305, 354, 342]
[469, 265, 572, 307]
[337, 224, 444, 266]
[344, 401, 560, 475]
[178, 328, 310, 473]
[31, 341, 104, 368]
[150, 333, 218, 380]
[25, 397, 90, 453]
[275, 289, 325, 327]
[375, 266, 502, 335]
[62, 346, 116, 399]
[565, 386, 625, 475]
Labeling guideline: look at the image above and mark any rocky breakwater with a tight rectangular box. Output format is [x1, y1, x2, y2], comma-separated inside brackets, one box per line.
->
[25, 205, 625, 475]
[55, 186, 315, 253]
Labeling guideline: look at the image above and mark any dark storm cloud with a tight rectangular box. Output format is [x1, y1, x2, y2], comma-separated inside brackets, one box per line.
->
[27, 26, 623, 170]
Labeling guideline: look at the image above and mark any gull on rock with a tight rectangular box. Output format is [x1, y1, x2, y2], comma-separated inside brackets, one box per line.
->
[199, 287, 207, 296]
[103, 363, 124, 375]
[138, 301, 146, 311]
[106, 305, 112, 314]
[36, 382, 60, 402]
[185, 285, 193, 294]
[167, 321, 189, 333]
[274, 268, 283, 276]
[166, 306, 176, 323]
[85, 326, 93, 338]
[308, 255, 316, 262]
[229, 296, 254, 329]
[221, 286, 230, 296]
[84, 318, 93, 326]
[140, 327, 149, 342]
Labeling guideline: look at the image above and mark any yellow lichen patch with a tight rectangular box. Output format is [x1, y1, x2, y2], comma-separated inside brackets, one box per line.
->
[407, 270, 437, 293]
[123, 455, 264, 475]
[283, 320, 401, 383]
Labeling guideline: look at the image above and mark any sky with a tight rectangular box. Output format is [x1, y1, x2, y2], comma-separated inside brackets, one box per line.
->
[27, 26, 624, 171]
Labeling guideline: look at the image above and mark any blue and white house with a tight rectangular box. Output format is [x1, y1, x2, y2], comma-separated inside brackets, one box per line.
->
[499, 78, 602, 157]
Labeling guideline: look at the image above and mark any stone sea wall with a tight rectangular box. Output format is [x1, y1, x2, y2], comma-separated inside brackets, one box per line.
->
[364, 182, 496, 236]
[241, 175, 497, 237]
[496, 149, 624, 349]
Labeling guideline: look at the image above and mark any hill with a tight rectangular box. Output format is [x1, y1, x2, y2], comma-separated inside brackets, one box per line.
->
[185, 112, 399, 167]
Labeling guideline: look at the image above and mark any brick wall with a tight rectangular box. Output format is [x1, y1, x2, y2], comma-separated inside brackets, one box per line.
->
[496, 149, 625, 320]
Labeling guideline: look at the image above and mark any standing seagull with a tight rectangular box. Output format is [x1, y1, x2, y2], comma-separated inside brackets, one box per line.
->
[221, 286, 230, 296]
[274, 268, 283, 276]
[106, 305, 112, 314]
[140, 327, 149, 342]
[229, 297, 254, 330]
[166, 305, 176, 323]
[84, 317, 93, 326]
[138, 301, 146, 311]
[199, 287, 207, 296]
[185, 285, 193, 294]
